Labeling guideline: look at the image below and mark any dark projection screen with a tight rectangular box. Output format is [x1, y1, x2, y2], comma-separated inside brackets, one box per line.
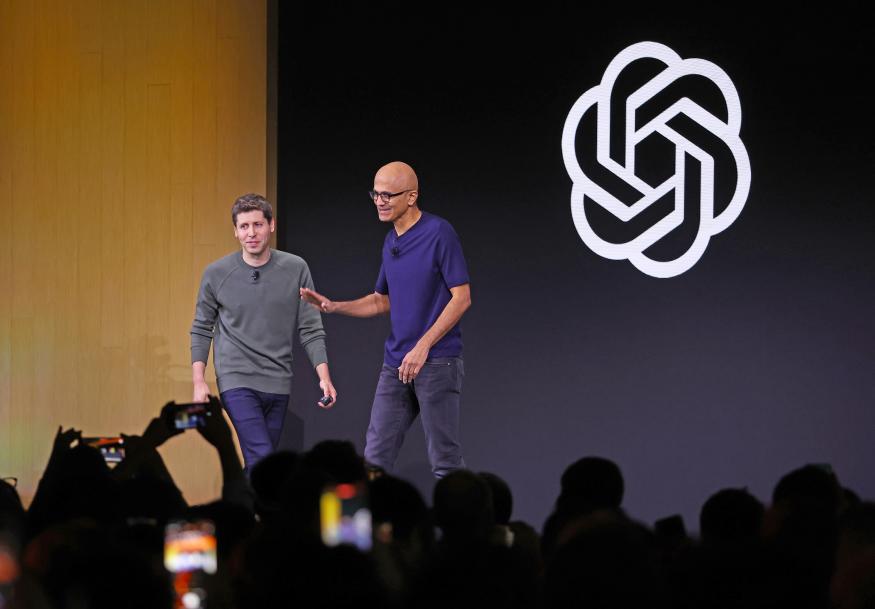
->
[277, 4, 875, 530]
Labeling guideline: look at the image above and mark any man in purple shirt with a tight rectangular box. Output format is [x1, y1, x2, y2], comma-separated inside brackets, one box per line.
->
[301, 161, 472, 478]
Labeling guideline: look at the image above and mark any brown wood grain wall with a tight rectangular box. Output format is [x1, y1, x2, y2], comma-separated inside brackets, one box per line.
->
[0, 0, 268, 505]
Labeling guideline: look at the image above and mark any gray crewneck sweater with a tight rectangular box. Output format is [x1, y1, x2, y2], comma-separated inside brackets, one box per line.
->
[190, 249, 327, 394]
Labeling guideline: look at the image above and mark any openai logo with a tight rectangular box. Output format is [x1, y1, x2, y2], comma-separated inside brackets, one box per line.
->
[562, 41, 751, 278]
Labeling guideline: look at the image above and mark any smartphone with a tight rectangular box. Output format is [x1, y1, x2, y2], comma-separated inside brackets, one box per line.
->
[320, 482, 372, 551]
[164, 520, 217, 574]
[81, 436, 125, 463]
[164, 520, 217, 609]
[0, 535, 19, 609]
[164, 402, 211, 430]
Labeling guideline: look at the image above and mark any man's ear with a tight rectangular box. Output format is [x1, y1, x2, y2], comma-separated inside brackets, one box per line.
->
[270, 218, 276, 233]
[408, 191, 419, 207]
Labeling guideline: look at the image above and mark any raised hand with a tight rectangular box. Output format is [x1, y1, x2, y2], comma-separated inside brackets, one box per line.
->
[299, 287, 336, 313]
[53, 426, 82, 454]
[196, 395, 234, 451]
[144, 403, 186, 447]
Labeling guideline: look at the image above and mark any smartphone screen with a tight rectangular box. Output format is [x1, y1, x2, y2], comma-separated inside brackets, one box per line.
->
[172, 403, 209, 430]
[320, 482, 372, 551]
[165, 520, 217, 574]
[0, 537, 19, 609]
[165, 520, 216, 609]
[81, 437, 125, 463]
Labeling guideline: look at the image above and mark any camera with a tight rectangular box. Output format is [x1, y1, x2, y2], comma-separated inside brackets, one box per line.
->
[164, 519, 217, 609]
[81, 436, 125, 463]
[320, 482, 372, 551]
[162, 402, 211, 430]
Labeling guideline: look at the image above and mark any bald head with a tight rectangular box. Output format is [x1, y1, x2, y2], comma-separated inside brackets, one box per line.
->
[372, 161, 421, 225]
[375, 161, 419, 193]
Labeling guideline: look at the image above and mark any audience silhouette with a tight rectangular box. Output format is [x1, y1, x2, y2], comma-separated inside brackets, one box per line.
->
[0, 401, 870, 609]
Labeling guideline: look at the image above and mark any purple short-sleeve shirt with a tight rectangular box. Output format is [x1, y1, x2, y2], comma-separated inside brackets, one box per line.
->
[375, 211, 469, 367]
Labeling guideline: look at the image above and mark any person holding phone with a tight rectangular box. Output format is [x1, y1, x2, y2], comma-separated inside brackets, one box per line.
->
[300, 162, 471, 478]
[191, 193, 337, 474]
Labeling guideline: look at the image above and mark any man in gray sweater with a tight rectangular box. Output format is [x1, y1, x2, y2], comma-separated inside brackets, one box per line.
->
[190, 193, 337, 473]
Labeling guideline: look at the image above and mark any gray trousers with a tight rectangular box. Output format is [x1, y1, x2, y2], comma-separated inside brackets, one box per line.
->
[364, 357, 466, 478]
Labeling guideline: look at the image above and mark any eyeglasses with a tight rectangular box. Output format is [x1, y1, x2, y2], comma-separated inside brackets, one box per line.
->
[369, 189, 413, 203]
[1, 477, 17, 488]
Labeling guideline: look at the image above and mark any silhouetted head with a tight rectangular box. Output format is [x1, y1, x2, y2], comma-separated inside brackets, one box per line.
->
[118, 476, 187, 525]
[773, 464, 841, 510]
[250, 450, 299, 519]
[278, 467, 332, 544]
[433, 470, 494, 543]
[558, 456, 624, 511]
[700, 487, 764, 546]
[302, 440, 365, 484]
[763, 463, 843, 596]
[370, 474, 431, 545]
[768, 464, 842, 543]
[479, 471, 513, 525]
[0, 478, 23, 523]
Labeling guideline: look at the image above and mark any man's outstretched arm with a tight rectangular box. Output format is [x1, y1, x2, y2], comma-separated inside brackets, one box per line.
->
[300, 287, 389, 318]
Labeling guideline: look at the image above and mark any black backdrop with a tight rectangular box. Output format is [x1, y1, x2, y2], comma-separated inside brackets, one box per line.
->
[277, 2, 874, 530]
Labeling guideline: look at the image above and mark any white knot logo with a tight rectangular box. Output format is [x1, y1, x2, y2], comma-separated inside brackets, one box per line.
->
[562, 41, 751, 278]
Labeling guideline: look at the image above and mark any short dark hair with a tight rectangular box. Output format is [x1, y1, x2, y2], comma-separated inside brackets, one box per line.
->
[559, 456, 624, 510]
[231, 193, 273, 225]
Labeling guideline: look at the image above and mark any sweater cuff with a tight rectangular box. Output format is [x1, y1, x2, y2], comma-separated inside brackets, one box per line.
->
[190, 335, 212, 365]
[304, 340, 328, 370]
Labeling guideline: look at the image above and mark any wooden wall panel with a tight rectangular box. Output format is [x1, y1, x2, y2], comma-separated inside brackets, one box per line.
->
[31, 0, 60, 438]
[52, 0, 81, 419]
[0, 0, 268, 505]
[192, 0, 219, 249]
[9, 0, 37, 478]
[99, 0, 126, 354]
[0, 0, 12, 469]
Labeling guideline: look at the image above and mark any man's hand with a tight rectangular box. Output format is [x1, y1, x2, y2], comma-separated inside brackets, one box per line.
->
[53, 426, 82, 454]
[193, 380, 211, 403]
[399, 342, 430, 384]
[315, 362, 337, 409]
[118, 433, 147, 459]
[144, 404, 186, 447]
[318, 378, 338, 409]
[196, 395, 234, 451]
[49, 427, 82, 470]
[300, 287, 336, 313]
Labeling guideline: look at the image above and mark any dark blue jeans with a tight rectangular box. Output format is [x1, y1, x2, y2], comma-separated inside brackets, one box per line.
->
[364, 357, 466, 478]
[220, 387, 289, 475]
